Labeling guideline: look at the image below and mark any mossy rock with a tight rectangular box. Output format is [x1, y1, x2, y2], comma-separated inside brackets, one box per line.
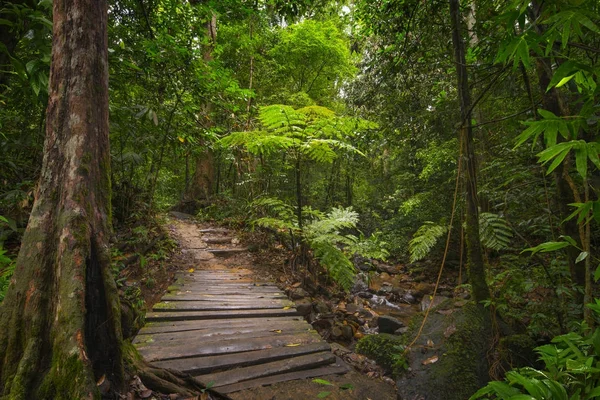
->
[356, 333, 406, 376]
[396, 302, 493, 400]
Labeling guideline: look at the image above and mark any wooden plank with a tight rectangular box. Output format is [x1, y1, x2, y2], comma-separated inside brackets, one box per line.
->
[198, 228, 230, 234]
[203, 237, 234, 244]
[195, 351, 336, 387]
[140, 316, 306, 334]
[134, 325, 315, 347]
[161, 293, 287, 301]
[216, 361, 349, 394]
[152, 342, 331, 375]
[152, 301, 292, 312]
[145, 307, 300, 322]
[137, 332, 322, 361]
[173, 281, 279, 289]
[135, 321, 311, 343]
[206, 248, 248, 256]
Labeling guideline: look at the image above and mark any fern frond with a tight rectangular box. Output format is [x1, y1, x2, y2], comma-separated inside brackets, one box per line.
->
[304, 207, 359, 238]
[251, 197, 296, 223]
[479, 212, 513, 251]
[409, 221, 448, 263]
[311, 241, 356, 290]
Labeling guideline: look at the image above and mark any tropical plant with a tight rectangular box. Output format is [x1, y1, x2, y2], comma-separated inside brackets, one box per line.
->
[471, 301, 600, 400]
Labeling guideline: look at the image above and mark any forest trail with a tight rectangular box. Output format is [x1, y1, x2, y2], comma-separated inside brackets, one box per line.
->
[132, 214, 399, 398]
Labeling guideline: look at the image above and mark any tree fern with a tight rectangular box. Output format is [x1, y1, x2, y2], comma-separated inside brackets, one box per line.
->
[409, 213, 513, 263]
[409, 221, 448, 263]
[479, 212, 513, 251]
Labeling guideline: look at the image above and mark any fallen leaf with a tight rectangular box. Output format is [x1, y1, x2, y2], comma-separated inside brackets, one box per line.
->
[426, 339, 434, 348]
[317, 392, 331, 398]
[188, 268, 195, 273]
[422, 355, 439, 365]
[286, 343, 301, 347]
[283, 306, 291, 310]
[139, 389, 153, 399]
[270, 329, 282, 333]
[444, 324, 457, 338]
[313, 378, 333, 386]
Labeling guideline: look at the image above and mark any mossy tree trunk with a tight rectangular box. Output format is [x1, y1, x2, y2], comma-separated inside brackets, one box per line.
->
[0, 0, 124, 398]
[449, 0, 491, 303]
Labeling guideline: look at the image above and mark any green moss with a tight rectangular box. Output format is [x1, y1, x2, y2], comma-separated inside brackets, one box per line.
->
[36, 353, 98, 400]
[428, 303, 491, 400]
[152, 302, 175, 310]
[356, 333, 407, 376]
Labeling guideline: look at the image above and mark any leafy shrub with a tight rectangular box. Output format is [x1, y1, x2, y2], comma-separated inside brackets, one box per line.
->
[471, 301, 600, 400]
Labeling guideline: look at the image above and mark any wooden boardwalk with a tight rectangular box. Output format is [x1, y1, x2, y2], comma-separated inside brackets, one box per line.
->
[134, 233, 348, 394]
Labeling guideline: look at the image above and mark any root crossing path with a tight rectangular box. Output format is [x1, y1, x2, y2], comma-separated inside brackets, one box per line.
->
[134, 215, 349, 395]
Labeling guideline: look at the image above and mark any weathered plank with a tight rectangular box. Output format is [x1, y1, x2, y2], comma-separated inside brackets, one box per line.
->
[133, 322, 315, 344]
[151, 342, 331, 375]
[152, 300, 292, 312]
[196, 351, 336, 387]
[161, 293, 287, 301]
[140, 316, 305, 334]
[137, 332, 322, 361]
[206, 248, 248, 256]
[216, 361, 350, 394]
[146, 308, 299, 322]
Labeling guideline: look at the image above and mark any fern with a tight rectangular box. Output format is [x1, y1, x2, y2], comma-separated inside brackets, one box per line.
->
[479, 212, 513, 251]
[311, 241, 356, 291]
[409, 213, 513, 263]
[409, 221, 448, 263]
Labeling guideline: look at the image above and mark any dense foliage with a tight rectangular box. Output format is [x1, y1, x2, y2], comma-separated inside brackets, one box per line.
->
[2, 0, 600, 395]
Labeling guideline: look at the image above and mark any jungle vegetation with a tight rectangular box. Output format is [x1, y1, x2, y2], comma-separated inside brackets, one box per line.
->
[1, 0, 600, 398]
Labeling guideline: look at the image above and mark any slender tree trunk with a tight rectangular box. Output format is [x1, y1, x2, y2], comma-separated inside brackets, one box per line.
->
[450, 0, 490, 303]
[189, 13, 217, 204]
[0, 0, 124, 397]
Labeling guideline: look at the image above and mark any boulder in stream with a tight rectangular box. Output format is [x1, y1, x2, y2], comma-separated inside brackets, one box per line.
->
[377, 315, 405, 334]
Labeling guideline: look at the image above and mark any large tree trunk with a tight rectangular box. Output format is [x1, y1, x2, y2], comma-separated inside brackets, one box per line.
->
[0, 0, 124, 398]
[450, 0, 490, 303]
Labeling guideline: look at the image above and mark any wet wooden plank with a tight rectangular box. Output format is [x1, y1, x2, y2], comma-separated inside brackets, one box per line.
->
[161, 293, 287, 301]
[152, 300, 292, 312]
[195, 351, 336, 387]
[140, 316, 306, 334]
[135, 323, 312, 344]
[216, 361, 350, 394]
[137, 332, 322, 361]
[146, 308, 299, 322]
[151, 342, 331, 376]
[206, 248, 248, 256]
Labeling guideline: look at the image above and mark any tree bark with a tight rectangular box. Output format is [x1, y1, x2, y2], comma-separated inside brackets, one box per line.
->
[188, 13, 217, 204]
[450, 0, 490, 303]
[0, 0, 124, 398]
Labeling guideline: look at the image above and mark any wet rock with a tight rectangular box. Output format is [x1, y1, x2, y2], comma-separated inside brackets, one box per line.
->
[357, 291, 373, 299]
[346, 303, 359, 313]
[414, 282, 435, 297]
[353, 254, 373, 271]
[352, 275, 369, 294]
[312, 318, 332, 330]
[295, 299, 312, 316]
[314, 300, 330, 314]
[420, 295, 450, 312]
[356, 333, 406, 375]
[342, 325, 354, 340]
[289, 287, 309, 300]
[403, 292, 417, 304]
[377, 315, 405, 334]
[395, 327, 409, 335]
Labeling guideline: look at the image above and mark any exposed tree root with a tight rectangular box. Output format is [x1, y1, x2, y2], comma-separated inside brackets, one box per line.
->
[124, 343, 232, 400]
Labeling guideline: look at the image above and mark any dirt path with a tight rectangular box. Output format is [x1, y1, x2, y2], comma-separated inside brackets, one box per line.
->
[150, 214, 397, 399]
